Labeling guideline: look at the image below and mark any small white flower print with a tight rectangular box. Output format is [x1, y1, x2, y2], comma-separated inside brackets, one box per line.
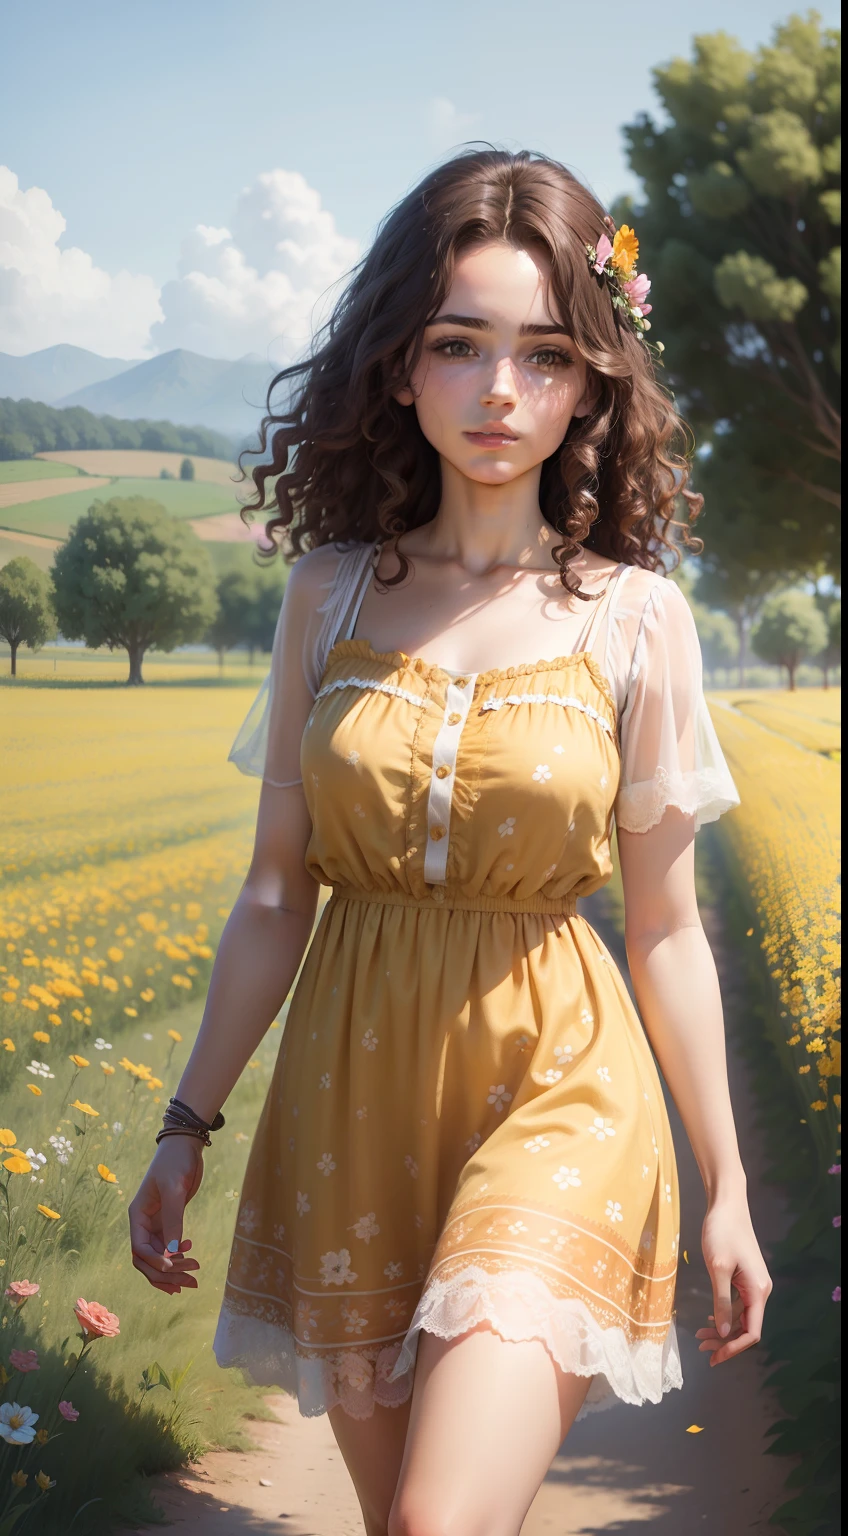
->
[542, 863, 558, 881]
[319, 1248, 358, 1286]
[652, 1135, 659, 1156]
[404, 1155, 419, 1179]
[508, 1220, 529, 1235]
[361, 1029, 379, 1051]
[554, 1045, 573, 1067]
[581, 1009, 594, 1026]
[505, 862, 514, 872]
[312, 772, 320, 787]
[94, 1037, 112, 1051]
[593, 1259, 608, 1277]
[641, 1229, 655, 1251]
[553, 743, 565, 755]
[296, 1190, 310, 1216]
[539, 1226, 569, 1254]
[605, 1200, 624, 1223]
[413, 1214, 424, 1228]
[416, 1261, 426, 1280]
[524, 1135, 550, 1154]
[273, 1222, 286, 1243]
[665, 1182, 673, 1203]
[498, 817, 516, 838]
[553, 1166, 582, 1189]
[353, 803, 366, 818]
[318, 1072, 331, 1089]
[384, 1297, 407, 1321]
[596, 1066, 611, 1083]
[383, 1261, 403, 1281]
[356, 1105, 368, 1120]
[600, 774, 608, 788]
[341, 1305, 368, 1335]
[465, 1131, 482, 1154]
[532, 764, 552, 782]
[671, 1233, 679, 1254]
[537, 1067, 562, 1086]
[349, 1211, 380, 1243]
[588, 1116, 616, 1142]
[237, 1202, 258, 1235]
[641, 1164, 650, 1178]
[316, 1152, 336, 1176]
[487, 1084, 513, 1113]
[295, 1299, 320, 1337]
[346, 750, 360, 766]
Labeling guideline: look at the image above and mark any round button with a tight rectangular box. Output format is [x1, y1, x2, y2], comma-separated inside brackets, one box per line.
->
[429, 824, 447, 841]
[447, 711, 462, 726]
[431, 887, 446, 904]
[435, 764, 451, 780]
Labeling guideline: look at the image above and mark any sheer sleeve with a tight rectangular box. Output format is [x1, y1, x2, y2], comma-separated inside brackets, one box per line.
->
[228, 544, 369, 787]
[614, 578, 740, 834]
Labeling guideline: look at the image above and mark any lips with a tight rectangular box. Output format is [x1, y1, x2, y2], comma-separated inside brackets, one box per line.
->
[464, 426, 519, 446]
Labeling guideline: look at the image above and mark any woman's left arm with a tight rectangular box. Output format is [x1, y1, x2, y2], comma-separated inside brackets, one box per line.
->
[618, 809, 773, 1366]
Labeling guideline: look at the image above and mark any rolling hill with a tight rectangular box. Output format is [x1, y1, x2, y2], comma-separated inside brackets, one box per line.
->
[0, 344, 134, 403]
[58, 349, 277, 437]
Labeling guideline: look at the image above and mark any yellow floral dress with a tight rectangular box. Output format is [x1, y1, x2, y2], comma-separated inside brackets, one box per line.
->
[213, 542, 739, 1420]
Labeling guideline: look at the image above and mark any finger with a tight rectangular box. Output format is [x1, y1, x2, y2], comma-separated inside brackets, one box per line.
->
[710, 1265, 734, 1339]
[159, 1185, 188, 1264]
[708, 1327, 761, 1366]
[131, 1253, 199, 1291]
[131, 1239, 200, 1274]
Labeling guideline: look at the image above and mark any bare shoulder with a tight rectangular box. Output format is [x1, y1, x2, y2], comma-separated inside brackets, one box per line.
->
[284, 542, 354, 603]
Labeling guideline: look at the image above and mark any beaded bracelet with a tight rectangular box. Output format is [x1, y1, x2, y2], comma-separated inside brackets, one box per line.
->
[155, 1124, 211, 1148]
[155, 1095, 226, 1149]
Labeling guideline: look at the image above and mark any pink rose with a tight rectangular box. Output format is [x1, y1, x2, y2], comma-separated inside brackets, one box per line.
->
[58, 1400, 79, 1422]
[9, 1348, 39, 1373]
[4, 1281, 40, 1308]
[593, 234, 613, 273]
[624, 272, 652, 312]
[74, 1297, 120, 1339]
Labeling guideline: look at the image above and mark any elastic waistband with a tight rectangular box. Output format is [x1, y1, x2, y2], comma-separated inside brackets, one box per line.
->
[330, 883, 577, 917]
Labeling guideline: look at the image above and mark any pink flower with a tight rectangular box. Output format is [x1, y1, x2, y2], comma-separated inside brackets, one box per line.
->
[74, 1298, 120, 1339]
[4, 1281, 40, 1308]
[834, 1215, 842, 1227]
[593, 234, 613, 273]
[58, 1401, 79, 1422]
[623, 272, 652, 310]
[829, 1164, 841, 1174]
[833, 1286, 841, 1302]
[9, 1348, 39, 1373]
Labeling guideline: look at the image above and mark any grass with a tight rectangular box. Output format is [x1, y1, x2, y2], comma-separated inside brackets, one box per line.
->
[0, 679, 294, 1531]
[0, 479, 243, 540]
[710, 689, 841, 759]
[36, 452, 238, 486]
[0, 462, 83, 486]
[0, 647, 269, 687]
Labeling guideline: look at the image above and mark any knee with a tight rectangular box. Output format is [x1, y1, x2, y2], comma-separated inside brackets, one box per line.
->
[387, 1498, 467, 1536]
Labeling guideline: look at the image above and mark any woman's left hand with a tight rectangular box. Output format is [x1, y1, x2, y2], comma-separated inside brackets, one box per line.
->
[696, 1196, 773, 1366]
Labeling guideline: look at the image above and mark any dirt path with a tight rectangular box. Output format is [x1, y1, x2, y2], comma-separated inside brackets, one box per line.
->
[123, 879, 794, 1536]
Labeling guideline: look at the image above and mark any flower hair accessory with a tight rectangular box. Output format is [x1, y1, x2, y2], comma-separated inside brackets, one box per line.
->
[586, 223, 661, 350]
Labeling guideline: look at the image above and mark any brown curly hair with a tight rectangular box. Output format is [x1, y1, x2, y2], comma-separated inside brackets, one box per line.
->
[240, 147, 702, 598]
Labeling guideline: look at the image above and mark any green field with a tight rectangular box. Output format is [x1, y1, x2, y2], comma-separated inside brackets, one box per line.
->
[0, 476, 242, 538]
[0, 459, 83, 484]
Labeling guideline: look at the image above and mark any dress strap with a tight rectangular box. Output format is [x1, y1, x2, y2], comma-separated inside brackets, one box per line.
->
[339, 541, 381, 641]
[574, 563, 627, 656]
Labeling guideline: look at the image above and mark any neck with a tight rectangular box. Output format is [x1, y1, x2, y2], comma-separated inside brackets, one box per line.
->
[422, 458, 555, 576]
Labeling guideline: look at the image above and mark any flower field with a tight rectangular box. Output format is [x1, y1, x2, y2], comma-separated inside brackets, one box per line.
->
[0, 683, 289, 1533]
[708, 691, 841, 1169]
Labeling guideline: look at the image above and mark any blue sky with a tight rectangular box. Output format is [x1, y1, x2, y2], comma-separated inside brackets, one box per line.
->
[1, 0, 840, 359]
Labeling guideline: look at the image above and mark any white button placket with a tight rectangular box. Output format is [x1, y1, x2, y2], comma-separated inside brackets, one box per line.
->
[423, 674, 478, 884]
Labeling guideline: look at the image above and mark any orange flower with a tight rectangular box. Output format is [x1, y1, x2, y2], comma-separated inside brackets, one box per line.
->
[32, 1031, 50, 1045]
[0, 1129, 16, 1148]
[611, 224, 639, 275]
[100, 1063, 115, 1076]
[69, 1055, 89, 1069]
[26, 1085, 42, 1096]
[96, 1164, 117, 1184]
[2, 1040, 15, 1052]
[37, 1204, 61, 1220]
[70, 1100, 98, 1117]
[3, 1154, 32, 1175]
[167, 1029, 182, 1043]
[74, 1297, 120, 1338]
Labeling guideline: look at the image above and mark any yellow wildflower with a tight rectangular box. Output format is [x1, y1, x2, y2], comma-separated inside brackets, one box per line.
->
[611, 224, 638, 274]
[124, 1007, 138, 1017]
[70, 1100, 98, 1117]
[167, 1029, 183, 1043]
[27, 1085, 42, 1096]
[48, 1013, 61, 1026]
[140, 989, 155, 1002]
[32, 1031, 50, 1044]
[97, 1164, 117, 1183]
[69, 1054, 89, 1069]
[107, 947, 123, 962]
[101, 1063, 115, 1075]
[0, 1129, 16, 1148]
[3, 1154, 32, 1175]
[37, 1204, 61, 1220]
[1, 1040, 15, 1052]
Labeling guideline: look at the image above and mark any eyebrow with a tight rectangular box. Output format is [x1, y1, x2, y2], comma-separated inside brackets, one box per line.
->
[427, 313, 571, 337]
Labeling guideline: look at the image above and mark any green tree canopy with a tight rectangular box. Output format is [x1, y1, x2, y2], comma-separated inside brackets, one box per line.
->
[206, 548, 286, 666]
[815, 593, 841, 685]
[0, 397, 233, 461]
[0, 556, 56, 676]
[52, 498, 218, 685]
[179, 457, 196, 481]
[620, 12, 840, 613]
[751, 588, 828, 688]
[691, 601, 739, 679]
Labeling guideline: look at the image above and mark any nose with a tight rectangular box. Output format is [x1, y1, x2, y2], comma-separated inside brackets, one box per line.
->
[480, 355, 519, 408]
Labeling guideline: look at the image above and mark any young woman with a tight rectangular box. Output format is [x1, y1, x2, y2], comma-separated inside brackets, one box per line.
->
[129, 149, 772, 1536]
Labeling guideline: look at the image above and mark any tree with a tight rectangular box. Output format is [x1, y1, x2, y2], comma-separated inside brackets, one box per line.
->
[692, 602, 739, 682]
[815, 595, 841, 687]
[619, 13, 841, 611]
[0, 557, 56, 676]
[179, 457, 196, 481]
[206, 551, 286, 668]
[206, 566, 257, 670]
[52, 498, 218, 686]
[751, 589, 827, 689]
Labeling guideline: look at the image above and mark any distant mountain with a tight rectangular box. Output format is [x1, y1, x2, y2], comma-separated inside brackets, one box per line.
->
[58, 349, 277, 438]
[0, 344, 133, 404]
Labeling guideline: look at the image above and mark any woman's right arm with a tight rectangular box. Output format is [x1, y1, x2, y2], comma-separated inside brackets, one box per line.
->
[128, 552, 329, 1294]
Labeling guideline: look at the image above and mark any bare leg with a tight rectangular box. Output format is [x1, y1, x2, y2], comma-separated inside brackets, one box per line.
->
[329, 1397, 412, 1536]
[388, 1324, 592, 1536]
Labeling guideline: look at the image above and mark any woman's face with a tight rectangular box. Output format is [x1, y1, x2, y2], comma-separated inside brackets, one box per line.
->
[396, 241, 595, 487]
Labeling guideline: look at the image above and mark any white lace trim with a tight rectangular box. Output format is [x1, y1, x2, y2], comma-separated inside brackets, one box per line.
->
[615, 765, 741, 834]
[314, 675, 431, 710]
[213, 1265, 682, 1421]
[480, 692, 614, 737]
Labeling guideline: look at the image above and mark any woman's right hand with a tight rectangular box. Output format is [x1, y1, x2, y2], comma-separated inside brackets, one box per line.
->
[128, 1136, 205, 1294]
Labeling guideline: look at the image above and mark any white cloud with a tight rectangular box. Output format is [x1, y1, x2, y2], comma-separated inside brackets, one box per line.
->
[0, 166, 162, 358]
[151, 170, 360, 362]
[427, 97, 480, 150]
